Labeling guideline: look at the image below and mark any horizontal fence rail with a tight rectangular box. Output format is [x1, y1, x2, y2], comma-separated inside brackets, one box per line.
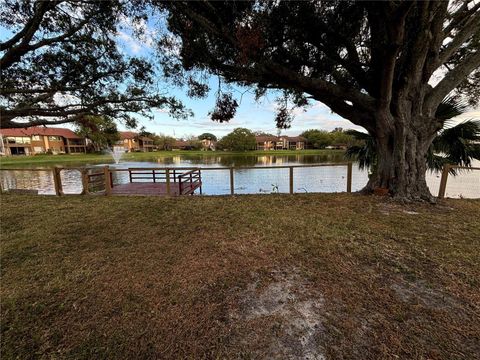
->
[0, 162, 353, 196]
[2, 162, 477, 198]
[85, 170, 106, 195]
[437, 164, 480, 199]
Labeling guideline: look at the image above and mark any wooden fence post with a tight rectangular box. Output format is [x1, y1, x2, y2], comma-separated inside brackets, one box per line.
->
[289, 167, 294, 194]
[104, 166, 112, 195]
[166, 168, 171, 195]
[347, 162, 353, 193]
[53, 167, 63, 196]
[230, 167, 234, 195]
[438, 164, 451, 199]
[81, 169, 89, 195]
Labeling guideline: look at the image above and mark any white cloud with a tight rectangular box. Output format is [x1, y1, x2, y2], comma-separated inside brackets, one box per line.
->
[117, 14, 158, 50]
[117, 31, 142, 54]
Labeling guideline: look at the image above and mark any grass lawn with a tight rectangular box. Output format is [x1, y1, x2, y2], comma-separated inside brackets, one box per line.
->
[1, 194, 479, 359]
[0, 149, 344, 167]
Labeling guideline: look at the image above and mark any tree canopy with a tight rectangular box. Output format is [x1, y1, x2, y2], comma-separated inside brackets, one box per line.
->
[0, 0, 190, 128]
[157, 1, 480, 127]
[75, 116, 120, 151]
[152, 134, 176, 150]
[156, 0, 480, 200]
[217, 128, 256, 151]
[198, 133, 217, 142]
[300, 129, 359, 149]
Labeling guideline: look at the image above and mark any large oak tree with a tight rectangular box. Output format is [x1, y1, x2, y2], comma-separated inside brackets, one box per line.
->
[0, 0, 189, 129]
[156, 0, 480, 201]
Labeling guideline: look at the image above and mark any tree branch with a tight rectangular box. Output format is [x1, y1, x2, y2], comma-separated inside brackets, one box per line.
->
[0, 1, 58, 51]
[425, 50, 480, 111]
[366, 2, 412, 112]
[1, 115, 89, 129]
[438, 11, 480, 66]
[444, 1, 480, 36]
[261, 61, 375, 112]
[174, 1, 376, 128]
[0, 3, 91, 70]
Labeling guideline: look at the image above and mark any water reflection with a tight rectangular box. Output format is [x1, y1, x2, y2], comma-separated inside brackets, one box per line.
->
[145, 152, 346, 167]
[1, 155, 478, 198]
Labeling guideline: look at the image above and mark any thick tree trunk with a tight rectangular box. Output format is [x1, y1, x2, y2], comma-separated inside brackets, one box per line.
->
[364, 116, 438, 202]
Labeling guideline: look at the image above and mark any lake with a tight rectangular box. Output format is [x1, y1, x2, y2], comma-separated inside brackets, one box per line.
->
[1, 154, 479, 198]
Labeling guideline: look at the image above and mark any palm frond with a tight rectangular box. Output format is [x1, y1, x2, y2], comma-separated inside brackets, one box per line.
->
[344, 131, 376, 171]
[426, 150, 458, 175]
[432, 119, 480, 168]
[344, 129, 371, 141]
[435, 96, 470, 121]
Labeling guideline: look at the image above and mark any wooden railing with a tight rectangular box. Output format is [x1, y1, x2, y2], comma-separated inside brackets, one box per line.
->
[437, 164, 480, 199]
[84, 169, 105, 194]
[178, 169, 202, 195]
[105, 167, 198, 195]
[125, 168, 180, 183]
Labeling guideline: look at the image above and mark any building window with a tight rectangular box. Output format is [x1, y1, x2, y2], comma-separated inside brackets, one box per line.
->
[32, 135, 41, 141]
[48, 136, 62, 141]
[6, 136, 30, 144]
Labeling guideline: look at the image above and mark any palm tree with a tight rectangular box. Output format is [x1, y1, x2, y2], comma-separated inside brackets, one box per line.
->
[346, 98, 480, 176]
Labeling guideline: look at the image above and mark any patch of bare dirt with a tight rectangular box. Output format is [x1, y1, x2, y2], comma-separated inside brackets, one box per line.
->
[390, 278, 465, 311]
[230, 269, 326, 359]
[376, 201, 424, 215]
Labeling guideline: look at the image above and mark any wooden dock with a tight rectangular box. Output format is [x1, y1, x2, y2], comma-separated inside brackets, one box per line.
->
[89, 167, 202, 196]
[110, 183, 182, 196]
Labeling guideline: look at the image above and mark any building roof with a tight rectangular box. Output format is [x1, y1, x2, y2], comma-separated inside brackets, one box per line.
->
[255, 135, 280, 142]
[119, 131, 138, 140]
[285, 136, 306, 142]
[173, 140, 189, 147]
[0, 127, 81, 139]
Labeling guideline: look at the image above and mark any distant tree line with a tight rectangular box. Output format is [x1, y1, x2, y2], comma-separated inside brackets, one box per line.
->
[75, 119, 362, 152]
[300, 128, 362, 149]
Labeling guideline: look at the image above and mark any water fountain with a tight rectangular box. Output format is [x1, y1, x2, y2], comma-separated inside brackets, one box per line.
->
[108, 146, 125, 164]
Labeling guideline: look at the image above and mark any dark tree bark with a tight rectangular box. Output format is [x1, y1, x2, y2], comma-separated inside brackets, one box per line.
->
[368, 116, 438, 201]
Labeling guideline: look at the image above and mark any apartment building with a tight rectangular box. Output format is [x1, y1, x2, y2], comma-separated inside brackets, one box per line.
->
[0, 127, 86, 155]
